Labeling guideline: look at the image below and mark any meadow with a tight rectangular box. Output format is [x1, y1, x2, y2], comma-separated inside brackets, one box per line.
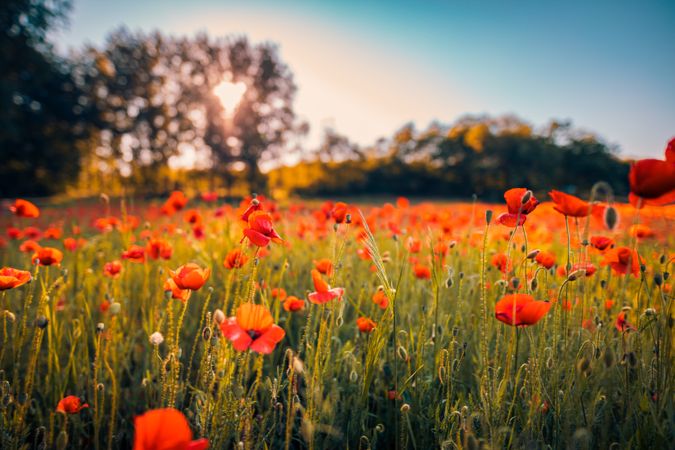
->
[0, 187, 673, 449]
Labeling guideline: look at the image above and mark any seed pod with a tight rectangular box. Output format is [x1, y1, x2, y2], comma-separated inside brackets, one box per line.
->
[511, 277, 520, 289]
[527, 249, 540, 259]
[35, 316, 48, 329]
[485, 210, 493, 225]
[603, 206, 618, 230]
[345, 214, 352, 224]
[602, 348, 614, 368]
[213, 309, 226, 325]
[654, 273, 663, 286]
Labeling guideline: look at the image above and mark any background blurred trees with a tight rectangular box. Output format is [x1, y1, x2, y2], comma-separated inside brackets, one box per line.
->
[0, 2, 631, 200]
[1, 0, 93, 196]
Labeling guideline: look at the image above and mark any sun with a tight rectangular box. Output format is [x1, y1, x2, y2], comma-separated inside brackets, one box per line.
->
[213, 80, 246, 114]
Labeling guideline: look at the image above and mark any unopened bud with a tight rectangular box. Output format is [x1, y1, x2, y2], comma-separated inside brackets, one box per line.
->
[527, 249, 540, 259]
[567, 269, 586, 281]
[213, 309, 226, 325]
[35, 316, 48, 329]
[485, 210, 493, 225]
[603, 206, 618, 230]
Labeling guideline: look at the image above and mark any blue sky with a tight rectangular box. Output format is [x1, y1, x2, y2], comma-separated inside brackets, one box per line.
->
[52, 0, 675, 158]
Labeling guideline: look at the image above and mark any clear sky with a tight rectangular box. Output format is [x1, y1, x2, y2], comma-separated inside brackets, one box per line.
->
[52, 0, 675, 158]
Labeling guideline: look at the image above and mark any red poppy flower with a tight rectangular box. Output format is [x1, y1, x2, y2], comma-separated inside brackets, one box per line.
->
[146, 238, 173, 260]
[9, 199, 40, 218]
[628, 152, 675, 205]
[43, 227, 62, 240]
[220, 303, 285, 354]
[407, 237, 422, 253]
[183, 209, 202, 226]
[497, 188, 539, 227]
[413, 264, 432, 279]
[169, 263, 211, 291]
[224, 249, 248, 269]
[331, 202, 349, 223]
[629, 224, 654, 239]
[23, 226, 42, 240]
[615, 311, 636, 332]
[590, 236, 614, 251]
[283, 296, 305, 312]
[19, 240, 41, 253]
[372, 288, 389, 309]
[56, 395, 88, 414]
[308, 270, 344, 304]
[242, 211, 282, 247]
[505, 188, 539, 215]
[535, 251, 556, 269]
[491, 253, 512, 273]
[495, 294, 552, 327]
[122, 245, 146, 263]
[7, 227, 23, 240]
[161, 191, 188, 215]
[32, 247, 63, 266]
[0, 267, 32, 290]
[602, 247, 642, 277]
[313, 258, 333, 275]
[163, 278, 192, 303]
[357, 316, 376, 333]
[103, 260, 123, 278]
[549, 190, 590, 217]
[63, 237, 77, 252]
[271, 288, 287, 301]
[133, 408, 208, 450]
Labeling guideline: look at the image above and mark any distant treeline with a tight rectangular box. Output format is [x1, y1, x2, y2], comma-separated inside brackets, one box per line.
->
[269, 119, 630, 200]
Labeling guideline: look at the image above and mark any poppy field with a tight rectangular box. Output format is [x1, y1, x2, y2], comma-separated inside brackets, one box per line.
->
[1, 146, 674, 449]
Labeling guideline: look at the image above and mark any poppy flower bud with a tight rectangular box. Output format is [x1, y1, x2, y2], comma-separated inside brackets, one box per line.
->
[530, 278, 538, 291]
[345, 213, 352, 224]
[576, 357, 591, 375]
[644, 308, 656, 317]
[640, 264, 646, 273]
[35, 316, 48, 329]
[55, 430, 69, 450]
[659, 254, 666, 264]
[664, 272, 670, 281]
[603, 206, 618, 230]
[527, 249, 540, 259]
[511, 277, 520, 289]
[400, 403, 411, 413]
[449, 241, 456, 249]
[445, 277, 453, 288]
[485, 210, 493, 225]
[600, 279, 607, 289]
[4, 310, 15, 322]
[96, 323, 105, 333]
[567, 269, 586, 281]
[213, 309, 226, 325]
[149, 331, 164, 346]
[654, 273, 663, 286]
[602, 347, 615, 368]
